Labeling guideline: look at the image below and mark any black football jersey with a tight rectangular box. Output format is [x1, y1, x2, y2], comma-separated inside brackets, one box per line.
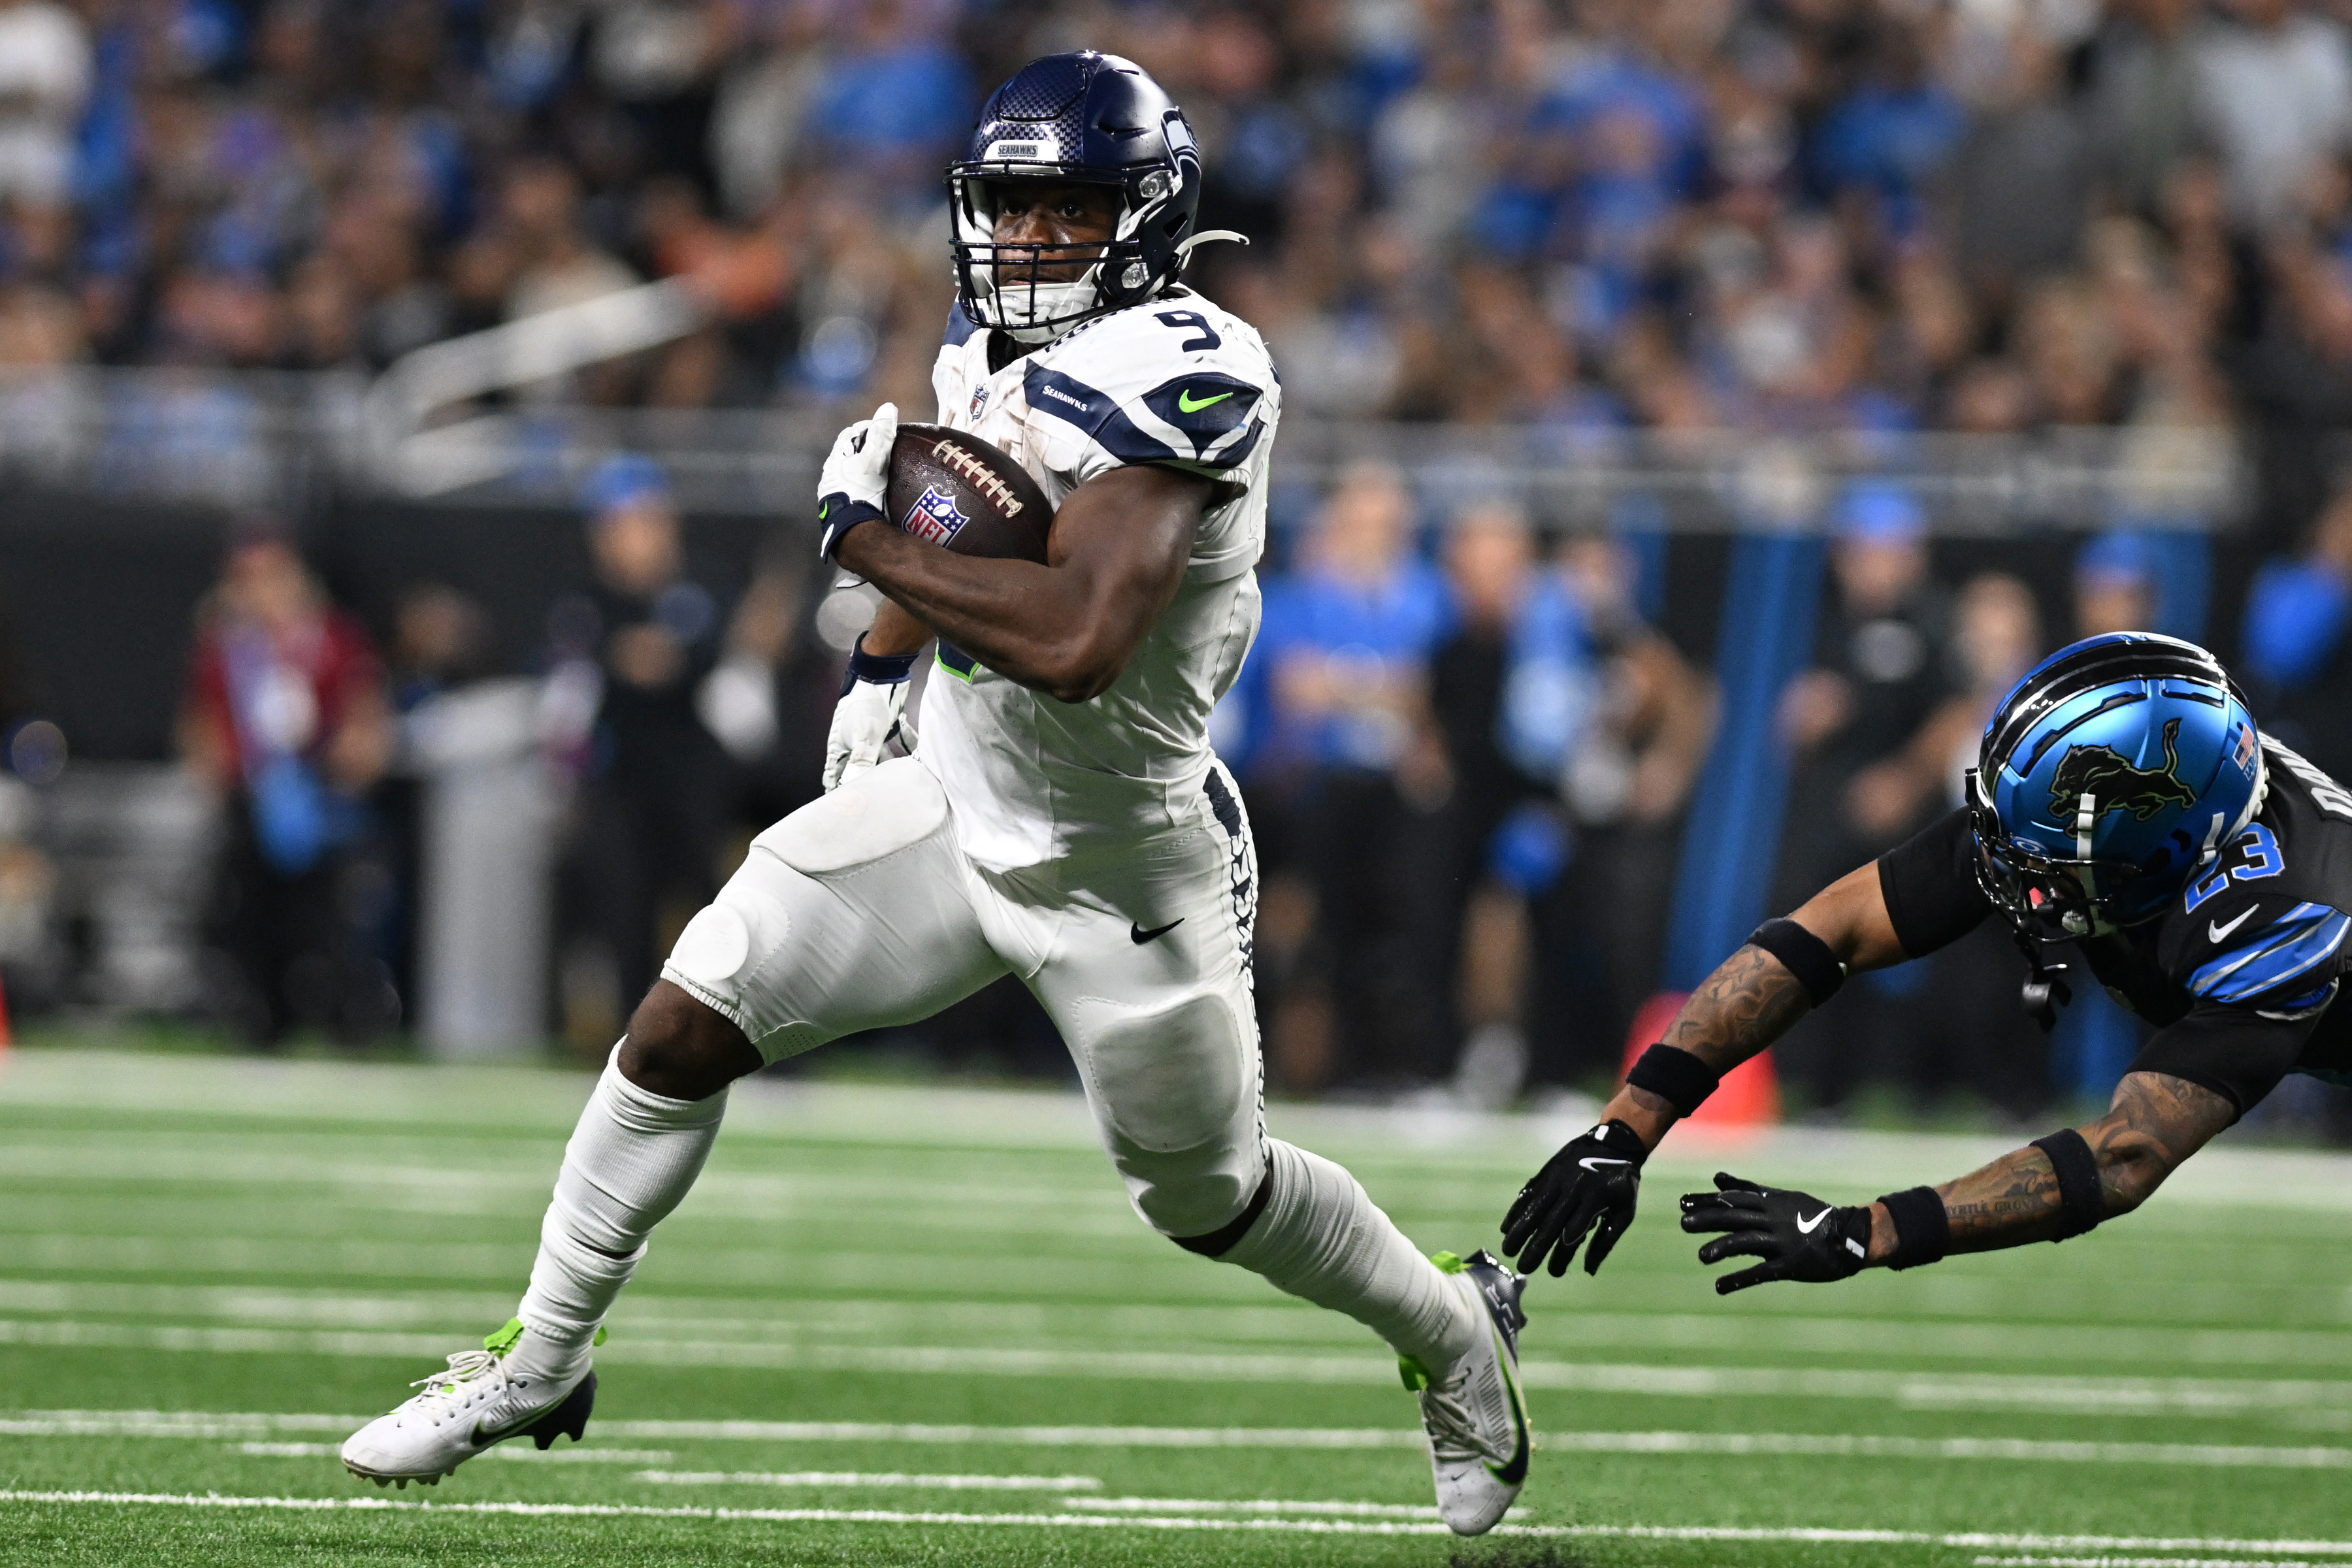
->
[1874, 736, 2352, 1115]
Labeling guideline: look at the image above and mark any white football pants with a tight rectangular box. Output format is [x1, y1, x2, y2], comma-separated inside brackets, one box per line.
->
[662, 754, 1265, 1235]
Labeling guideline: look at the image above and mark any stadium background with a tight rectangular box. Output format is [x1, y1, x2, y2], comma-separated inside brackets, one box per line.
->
[3, 1, 2352, 1560]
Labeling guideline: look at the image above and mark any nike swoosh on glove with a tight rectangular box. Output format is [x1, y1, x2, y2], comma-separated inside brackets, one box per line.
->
[817, 402, 898, 561]
[1499, 1120, 1647, 1278]
[1678, 1173, 1870, 1294]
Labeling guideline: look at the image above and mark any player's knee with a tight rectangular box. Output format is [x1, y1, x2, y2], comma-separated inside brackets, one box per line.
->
[1114, 1141, 1260, 1240]
[617, 981, 760, 1102]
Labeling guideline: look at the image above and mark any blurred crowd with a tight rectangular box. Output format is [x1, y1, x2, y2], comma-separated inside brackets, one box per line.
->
[5, 0, 2352, 1120]
[0, 0, 2333, 454]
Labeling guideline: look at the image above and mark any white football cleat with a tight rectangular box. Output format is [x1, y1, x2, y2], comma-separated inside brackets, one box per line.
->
[340, 1318, 598, 1487]
[1403, 1249, 1531, 1535]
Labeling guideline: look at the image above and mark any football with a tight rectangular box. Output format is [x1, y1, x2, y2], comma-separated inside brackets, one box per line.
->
[885, 423, 1053, 563]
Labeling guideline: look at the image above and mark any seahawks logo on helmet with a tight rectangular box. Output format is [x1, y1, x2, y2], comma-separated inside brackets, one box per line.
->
[2048, 718, 2195, 823]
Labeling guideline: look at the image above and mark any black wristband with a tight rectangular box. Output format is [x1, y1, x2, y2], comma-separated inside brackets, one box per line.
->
[841, 632, 917, 695]
[2029, 1128, 2106, 1240]
[1876, 1185, 1949, 1270]
[1626, 1044, 1721, 1117]
[818, 491, 884, 561]
[1748, 917, 1846, 1007]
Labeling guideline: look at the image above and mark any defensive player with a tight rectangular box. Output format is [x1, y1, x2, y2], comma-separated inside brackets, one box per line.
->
[340, 52, 1533, 1535]
[1501, 632, 2351, 1290]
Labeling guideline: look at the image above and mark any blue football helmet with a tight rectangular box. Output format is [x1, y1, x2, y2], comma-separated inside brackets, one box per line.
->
[1970, 632, 2266, 941]
[947, 52, 1217, 342]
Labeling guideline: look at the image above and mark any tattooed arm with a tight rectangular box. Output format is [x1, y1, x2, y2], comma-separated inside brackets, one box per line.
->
[1859, 1070, 2233, 1260]
[1603, 860, 1912, 1149]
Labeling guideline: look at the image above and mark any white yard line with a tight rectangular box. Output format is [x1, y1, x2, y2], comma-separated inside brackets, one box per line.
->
[1975, 1559, 2329, 1568]
[1, 1320, 2347, 1415]
[5, 1279, 2347, 1371]
[11, 1409, 2352, 1469]
[634, 1471, 1099, 1491]
[3, 1489, 2352, 1554]
[237, 1442, 676, 1463]
[1065, 1496, 1431, 1517]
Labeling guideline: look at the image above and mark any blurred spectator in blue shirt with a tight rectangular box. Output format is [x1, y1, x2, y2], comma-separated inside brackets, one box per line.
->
[2245, 482, 2352, 787]
[2076, 529, 2161, 638]
[1250, 463, 1454, 1095]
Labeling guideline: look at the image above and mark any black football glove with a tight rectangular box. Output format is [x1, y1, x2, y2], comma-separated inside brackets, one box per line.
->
[1500, 1119, 1648, 1278]
[1678, 1173, 1871, 1295]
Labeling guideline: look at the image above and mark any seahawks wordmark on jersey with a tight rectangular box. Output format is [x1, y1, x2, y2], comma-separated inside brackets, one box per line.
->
[917, 290, 1280, 872]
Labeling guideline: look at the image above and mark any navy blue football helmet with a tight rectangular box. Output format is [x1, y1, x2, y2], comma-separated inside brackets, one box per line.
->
[947, 52, 1219, 342]
[1970, 632, 2266, 943]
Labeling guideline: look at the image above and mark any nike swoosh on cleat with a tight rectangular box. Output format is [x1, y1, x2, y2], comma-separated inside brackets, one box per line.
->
[1484, 1325, 1531, 1488]
[1795, 1207, 1832, 1234]
[2209, 907, 2257, 942]
[1177, 389, 1233, 413]
[1130, 919, 1184, 945]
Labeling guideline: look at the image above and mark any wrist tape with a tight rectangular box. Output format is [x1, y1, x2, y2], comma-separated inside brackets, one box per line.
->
[2029, 1128, 2106, 1240]
[1748, 917, 1846, 1007]
[1876, 1186, 1949, 1270]
[841, 632, 917, 696]
[1626, 1044, 1720, 1117]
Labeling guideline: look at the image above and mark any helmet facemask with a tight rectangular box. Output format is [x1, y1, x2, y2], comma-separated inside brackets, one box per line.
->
[949, 158, 1190, 343]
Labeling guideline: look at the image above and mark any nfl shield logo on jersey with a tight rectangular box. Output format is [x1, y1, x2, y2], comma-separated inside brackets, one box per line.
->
[904, 484, 971, 546]
[970, 385, 990, 419]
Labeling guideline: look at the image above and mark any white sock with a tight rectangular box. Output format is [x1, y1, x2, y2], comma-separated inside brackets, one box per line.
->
[1215, 1139, 1478, 1377]
[510, 1049, 727, 1382]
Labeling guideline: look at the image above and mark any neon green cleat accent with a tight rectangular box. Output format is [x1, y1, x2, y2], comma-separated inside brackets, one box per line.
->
[483, 1318, 604, 1356]
[1430, 1250, 1465, 1275]
[1398, 1355, 1431, 1392]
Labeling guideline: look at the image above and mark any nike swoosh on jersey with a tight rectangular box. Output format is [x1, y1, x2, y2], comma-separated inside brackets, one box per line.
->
[1795, 1207, 1832, 1234]
[2209, 906, 2257, 942]
[1177, 388, 1234, 412]
[1130, 918, 1185, 945]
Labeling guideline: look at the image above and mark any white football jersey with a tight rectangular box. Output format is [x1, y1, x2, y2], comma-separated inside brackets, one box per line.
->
[917, 289, 1278, 871]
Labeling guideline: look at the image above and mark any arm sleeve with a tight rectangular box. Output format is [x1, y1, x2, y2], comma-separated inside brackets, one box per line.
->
[1874, 808, 1995, 959]
[2129, 1001, 2326, 1119]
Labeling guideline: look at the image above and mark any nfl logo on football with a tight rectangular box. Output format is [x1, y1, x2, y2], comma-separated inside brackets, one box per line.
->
[906, 484, 971, 546]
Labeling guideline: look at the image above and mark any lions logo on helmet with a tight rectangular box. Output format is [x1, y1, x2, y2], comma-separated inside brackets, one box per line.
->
[1970, 632, 2266, 940]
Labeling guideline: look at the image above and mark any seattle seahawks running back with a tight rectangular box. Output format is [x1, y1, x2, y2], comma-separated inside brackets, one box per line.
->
[1499, 632, 2352, 1290]
[342, 51, 1533, 1537]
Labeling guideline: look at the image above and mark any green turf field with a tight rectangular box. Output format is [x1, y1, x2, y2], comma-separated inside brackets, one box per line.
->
[3, 1046, 2351, 1567]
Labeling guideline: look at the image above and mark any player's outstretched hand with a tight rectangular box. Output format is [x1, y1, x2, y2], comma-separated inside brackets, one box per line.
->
[1500, 1120, 1646, 1279]
[1678, 1173, 1870, 1295]
[817, 402, 898, 561]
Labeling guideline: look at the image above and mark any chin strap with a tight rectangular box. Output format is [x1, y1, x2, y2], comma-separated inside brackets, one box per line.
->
[1175, 229, 1249, 259]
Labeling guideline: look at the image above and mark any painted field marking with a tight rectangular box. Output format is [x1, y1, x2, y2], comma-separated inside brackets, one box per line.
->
[3, 1320, 2349, 1416]
[4, 1490, 2352, 1554]
[633, 1471, 1101, 1492]
[1064, 1496, 1430, 1518]
[8, 1278, 2350, 1373]
[13, 1412, 2352, 1469]
[1976, 1559, 2328, 1568]
[237, 1442, 676, 1464]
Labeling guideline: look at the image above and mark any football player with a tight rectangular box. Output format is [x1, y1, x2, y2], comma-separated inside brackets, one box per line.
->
[341, 52, 1532, 1535]
[1500, 633, 2352, 1292]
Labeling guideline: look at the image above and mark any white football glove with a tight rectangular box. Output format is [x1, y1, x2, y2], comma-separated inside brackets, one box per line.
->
[823, 636, 917, 791]
[816, 402, 898, 561]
